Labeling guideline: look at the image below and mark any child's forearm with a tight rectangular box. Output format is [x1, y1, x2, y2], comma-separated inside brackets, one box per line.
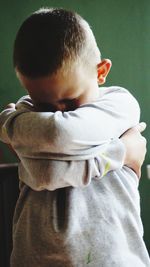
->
[0, 87, 140, 160]
[18, 138, 125, 191]
[0, 87, 140, 190]
[18, 126, 146, 191]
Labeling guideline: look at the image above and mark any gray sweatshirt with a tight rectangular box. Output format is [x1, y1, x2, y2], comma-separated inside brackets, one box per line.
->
[0, 86, 149, 267]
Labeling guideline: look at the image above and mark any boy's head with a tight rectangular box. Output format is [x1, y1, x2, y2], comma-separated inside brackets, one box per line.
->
[13, 8, 111, 111]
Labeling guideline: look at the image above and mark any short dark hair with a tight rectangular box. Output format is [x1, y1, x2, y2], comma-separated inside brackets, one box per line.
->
[13, 8, 100, 79]
[13, 8, 90, 78]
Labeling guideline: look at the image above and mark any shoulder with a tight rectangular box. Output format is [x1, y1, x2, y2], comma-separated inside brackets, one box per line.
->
[97, 85, 139, 107]
[98, 86, 132, 96]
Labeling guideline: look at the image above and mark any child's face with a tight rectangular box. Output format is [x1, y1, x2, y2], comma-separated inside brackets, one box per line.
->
[17, 64, 100, 112]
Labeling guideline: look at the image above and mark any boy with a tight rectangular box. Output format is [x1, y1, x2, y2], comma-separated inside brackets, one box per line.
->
[0, 8, 149, 267]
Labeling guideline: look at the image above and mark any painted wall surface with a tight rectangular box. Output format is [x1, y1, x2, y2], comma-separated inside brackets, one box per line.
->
[0, 0, 150, 252]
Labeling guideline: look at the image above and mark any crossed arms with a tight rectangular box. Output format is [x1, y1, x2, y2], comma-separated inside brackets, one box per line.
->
[0, 86, 145, 190]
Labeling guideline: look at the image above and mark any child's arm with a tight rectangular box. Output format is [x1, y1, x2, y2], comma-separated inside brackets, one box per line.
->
[0, 106, 126, 190]
[0, 86, 140, 160]
[0, 87, 139, 190]
[18, 127, 146, 191]
[0, 86, 141, 190]
[17, 138, 125, 190]
[0, 102, 126, 190]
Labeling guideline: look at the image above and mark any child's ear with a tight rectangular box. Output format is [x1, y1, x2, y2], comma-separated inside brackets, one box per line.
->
[97, 59, 112, 85]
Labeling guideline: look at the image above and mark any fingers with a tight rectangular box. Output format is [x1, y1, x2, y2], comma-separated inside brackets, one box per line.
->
[135, 122, 147, 133]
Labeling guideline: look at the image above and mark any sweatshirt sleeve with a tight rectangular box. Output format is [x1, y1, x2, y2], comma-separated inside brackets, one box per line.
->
[0, 86, 140, 160]
[0, 86, 139, 190]
[17, 138, 125, 191]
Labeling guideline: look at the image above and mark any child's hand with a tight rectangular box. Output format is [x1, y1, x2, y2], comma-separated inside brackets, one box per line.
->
[121, 122, 147, 178]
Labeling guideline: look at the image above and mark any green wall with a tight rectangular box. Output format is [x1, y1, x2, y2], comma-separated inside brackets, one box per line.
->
[0, 0, 150, 252]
